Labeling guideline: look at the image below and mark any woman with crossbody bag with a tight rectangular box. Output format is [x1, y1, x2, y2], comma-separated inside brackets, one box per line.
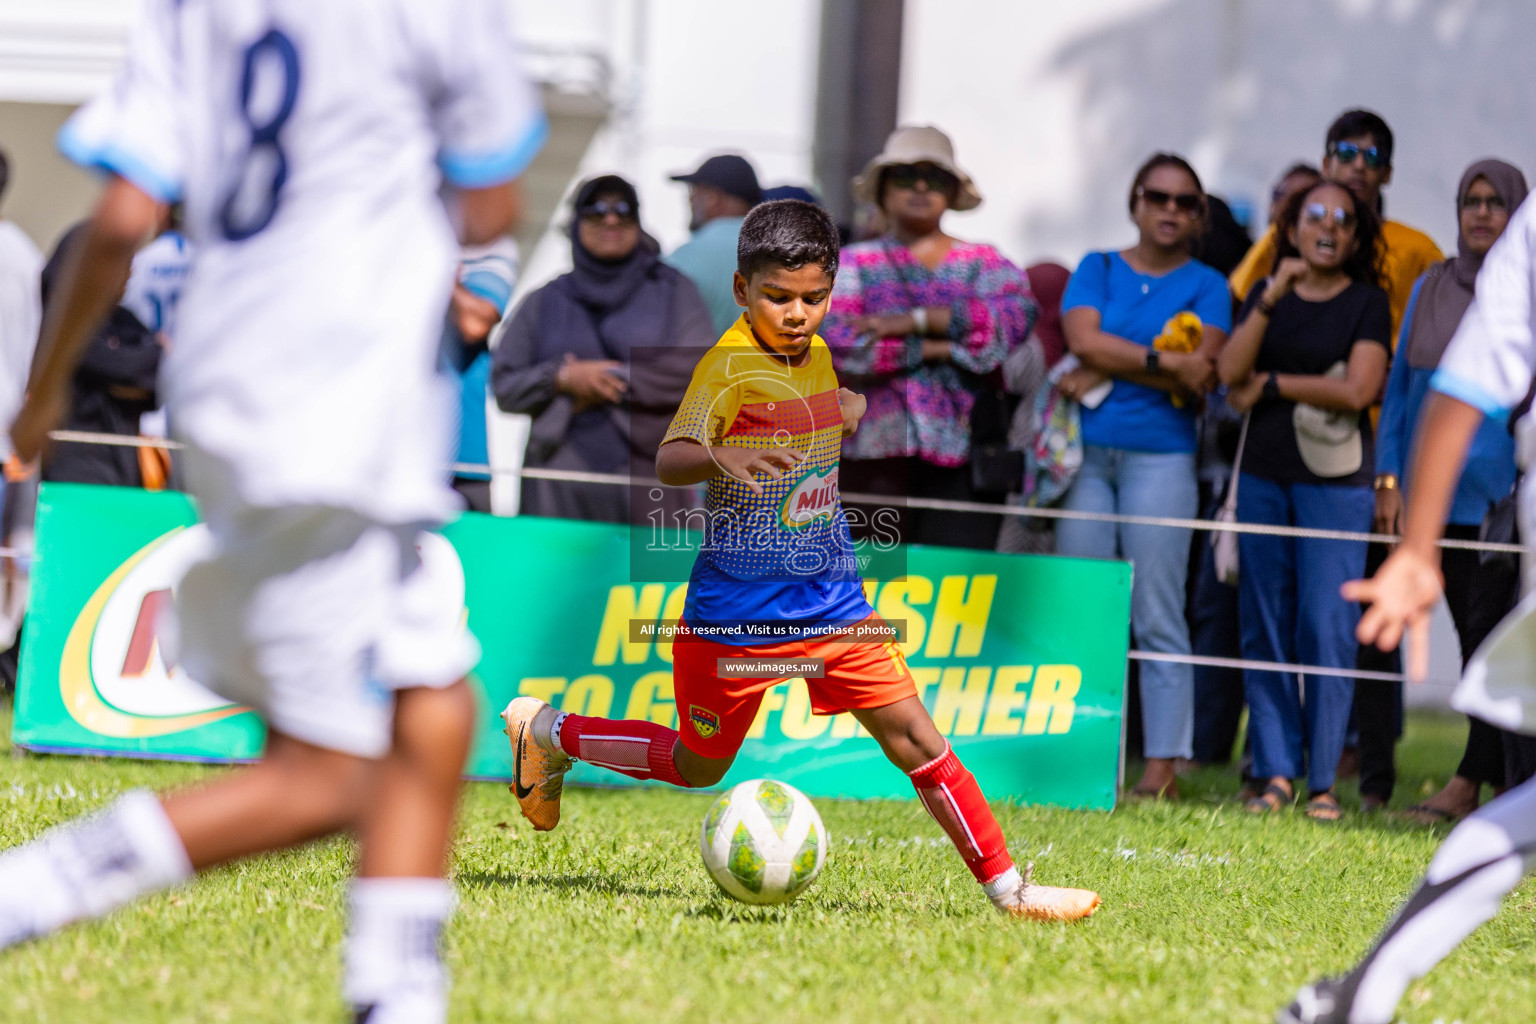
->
[1218, 180, 1390, 821]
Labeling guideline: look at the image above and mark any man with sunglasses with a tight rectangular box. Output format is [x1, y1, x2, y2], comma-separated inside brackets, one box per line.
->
[1231, 110, 1441, 339]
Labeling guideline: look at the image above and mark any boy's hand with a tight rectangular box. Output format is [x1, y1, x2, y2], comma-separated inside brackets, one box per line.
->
[837, 387, 866, 437]
[1341, 546, 1442, 682]
[711, 445, 805, 497]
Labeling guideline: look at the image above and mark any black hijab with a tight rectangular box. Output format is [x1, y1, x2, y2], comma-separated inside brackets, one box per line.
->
[529, 174, 692, 470]
[534, 174, 675, 365]
[564, 175, 659, 311]
[1406, 159, 1528, 369]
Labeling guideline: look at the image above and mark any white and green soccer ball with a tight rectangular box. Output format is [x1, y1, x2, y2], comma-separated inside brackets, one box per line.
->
[699, 779, 827, 905]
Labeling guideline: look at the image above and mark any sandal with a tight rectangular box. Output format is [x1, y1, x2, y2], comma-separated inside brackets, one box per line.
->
[1402, 802, 1459, 826]
[1305, 791, 1342, 822]
[1244, 781, 1293, 814]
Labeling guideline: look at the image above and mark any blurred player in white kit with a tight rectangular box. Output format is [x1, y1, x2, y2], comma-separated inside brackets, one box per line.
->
[1281, 195, 1536, 1023]
[0, 1, 544, 1020]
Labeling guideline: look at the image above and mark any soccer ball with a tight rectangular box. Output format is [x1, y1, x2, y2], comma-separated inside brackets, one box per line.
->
[699, 779, 827, 905]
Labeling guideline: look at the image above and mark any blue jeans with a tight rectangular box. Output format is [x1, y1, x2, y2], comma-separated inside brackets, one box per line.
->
[1236, 474, 1372, 793]
[1057, 446, 1197, 760]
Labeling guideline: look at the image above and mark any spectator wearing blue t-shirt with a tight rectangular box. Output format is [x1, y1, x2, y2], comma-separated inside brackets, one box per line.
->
[443, 240, 517, 513]
[1058, 154, 1233, 801]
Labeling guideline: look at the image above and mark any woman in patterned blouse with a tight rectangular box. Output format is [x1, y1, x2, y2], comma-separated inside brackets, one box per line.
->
[821, 125, 1037, 549]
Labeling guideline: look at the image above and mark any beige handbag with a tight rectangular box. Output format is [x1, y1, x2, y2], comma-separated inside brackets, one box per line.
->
[1210, 413, 1249, 585]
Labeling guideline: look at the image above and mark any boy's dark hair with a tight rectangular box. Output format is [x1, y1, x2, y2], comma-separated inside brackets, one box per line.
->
[737, 199, 840, 281]
[1273, 179, 1384, 289]
[0, 149, 9, 201]
[1326, 109, 1393, 166]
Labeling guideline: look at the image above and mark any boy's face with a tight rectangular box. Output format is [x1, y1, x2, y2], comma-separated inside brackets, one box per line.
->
[733, 263, 834, 358]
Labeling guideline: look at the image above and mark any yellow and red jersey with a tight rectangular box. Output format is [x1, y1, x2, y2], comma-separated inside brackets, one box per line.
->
[662, 316, 870, 644]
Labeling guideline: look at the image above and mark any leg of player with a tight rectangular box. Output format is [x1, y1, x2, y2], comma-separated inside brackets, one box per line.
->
[0, 730, 370, 950]
[852, 696, 1101, 922]
[501, 697, 720, 831]
[345, 680, 477, 1024]
[1279, 773, 1536, 1024]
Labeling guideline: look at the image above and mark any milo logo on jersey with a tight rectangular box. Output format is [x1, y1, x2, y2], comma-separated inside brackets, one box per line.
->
[779, 466, 839, 530]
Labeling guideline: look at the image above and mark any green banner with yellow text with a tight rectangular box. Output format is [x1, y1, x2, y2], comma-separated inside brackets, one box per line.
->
[15, 483, 1130, 809]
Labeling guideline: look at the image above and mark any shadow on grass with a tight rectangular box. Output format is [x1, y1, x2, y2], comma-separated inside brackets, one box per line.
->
[456, 868, 690, 901]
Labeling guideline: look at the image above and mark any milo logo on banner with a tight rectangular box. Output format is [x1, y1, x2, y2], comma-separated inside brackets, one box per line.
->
[57, 525, 247, 738]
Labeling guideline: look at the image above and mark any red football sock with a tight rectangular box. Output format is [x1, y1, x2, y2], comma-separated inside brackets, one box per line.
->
[908, 742, 1014, 884]
[557, 714, 692, 787]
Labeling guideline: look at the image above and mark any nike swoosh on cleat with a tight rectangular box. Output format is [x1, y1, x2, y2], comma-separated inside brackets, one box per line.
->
[512, 723, 535, 800]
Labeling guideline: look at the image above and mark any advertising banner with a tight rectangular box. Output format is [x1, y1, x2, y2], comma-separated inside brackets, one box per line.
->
[16, 483, 1130, 809]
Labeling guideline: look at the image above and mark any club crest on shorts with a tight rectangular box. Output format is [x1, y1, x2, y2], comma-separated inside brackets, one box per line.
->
[689, 705, 721, 739]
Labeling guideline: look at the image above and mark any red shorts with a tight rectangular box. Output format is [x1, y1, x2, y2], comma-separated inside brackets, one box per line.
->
[672, 612, 918, 758]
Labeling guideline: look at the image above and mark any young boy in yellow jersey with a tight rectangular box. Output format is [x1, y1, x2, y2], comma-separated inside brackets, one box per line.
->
[502, 199, 1099, 921]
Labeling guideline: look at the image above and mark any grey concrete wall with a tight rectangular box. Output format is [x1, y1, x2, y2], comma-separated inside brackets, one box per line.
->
[901, 0, 1536, 267]
[0, 101, 97, 254]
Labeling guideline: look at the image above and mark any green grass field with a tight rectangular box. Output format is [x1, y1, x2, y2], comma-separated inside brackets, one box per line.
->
[2, 701, 1532, 1024]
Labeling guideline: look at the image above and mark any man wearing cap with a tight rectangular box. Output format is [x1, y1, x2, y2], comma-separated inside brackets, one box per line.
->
[666, 153, 762, 336]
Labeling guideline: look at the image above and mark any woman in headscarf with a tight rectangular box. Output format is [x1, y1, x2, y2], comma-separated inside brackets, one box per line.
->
[493, 174, 712, 523]
[1372, 158, 1527, 819]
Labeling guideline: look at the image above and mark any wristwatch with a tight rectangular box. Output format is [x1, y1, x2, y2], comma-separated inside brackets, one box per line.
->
[1374, 474, 1400, 491]
[1144, 349, 1161, 373]
[1262, 372, 1281, 402]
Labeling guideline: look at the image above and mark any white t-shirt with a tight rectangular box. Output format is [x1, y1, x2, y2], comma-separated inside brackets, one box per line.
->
[0, 220, 42, 455]
[59, 0, 547, 523]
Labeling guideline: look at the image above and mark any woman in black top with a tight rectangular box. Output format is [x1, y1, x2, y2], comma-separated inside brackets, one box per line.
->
[1216, 181, 1391, 820]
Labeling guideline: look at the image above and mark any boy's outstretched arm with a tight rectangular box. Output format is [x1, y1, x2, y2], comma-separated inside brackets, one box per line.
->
[1341, 392, 1484, 678]
[656, 439, 803, 496]
[13, 177, 162, 462]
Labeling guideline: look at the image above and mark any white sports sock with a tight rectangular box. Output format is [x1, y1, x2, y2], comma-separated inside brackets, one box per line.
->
[344, 878, 455, 1024]
[983, 866, 1024, 909]
[0, 789, 193, 948]
[548, 710, 569, 754]
[1342, 774, 1536, 1024]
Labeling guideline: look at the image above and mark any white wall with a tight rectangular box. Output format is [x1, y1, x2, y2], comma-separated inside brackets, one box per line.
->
[513, 0, 824, 295]
[899, 0, 1536, 270]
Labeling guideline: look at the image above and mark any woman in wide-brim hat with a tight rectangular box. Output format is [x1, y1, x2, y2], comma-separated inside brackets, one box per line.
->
[823, 125, 1036, 550]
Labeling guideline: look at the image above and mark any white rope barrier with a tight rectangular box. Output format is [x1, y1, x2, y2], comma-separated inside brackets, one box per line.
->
[1127, 650, 1448, 687]
[41, 429, 1532, 554]
[25, 428, 1496, 687]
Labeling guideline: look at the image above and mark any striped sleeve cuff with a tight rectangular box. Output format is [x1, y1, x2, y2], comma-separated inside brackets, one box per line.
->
[440, 113, 549, 189]
[57, 122, 182, 204]
[1429, 368, 1511, 422]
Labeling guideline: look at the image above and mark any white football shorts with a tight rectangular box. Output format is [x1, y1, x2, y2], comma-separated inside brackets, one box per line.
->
[172, 500, 480, 759]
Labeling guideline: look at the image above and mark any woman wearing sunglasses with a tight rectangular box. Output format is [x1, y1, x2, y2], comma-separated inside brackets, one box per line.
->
[493, 174, 710, 522]
[823, 125, 1036, 549]
[1374, 159, 1528, 823]
[1217, 181, 1390, 820]
[1057, 153, 1232, 800]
